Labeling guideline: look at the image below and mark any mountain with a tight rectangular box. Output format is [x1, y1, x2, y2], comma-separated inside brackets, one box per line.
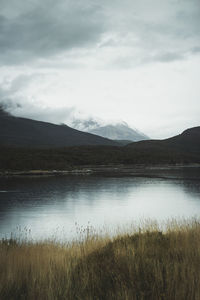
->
[127, 126, 200, 154]
[163, 127, 200, 154]
[0, 125, 200, 171]
[71, 118, 149, 142]
[0, 107, 119, 147]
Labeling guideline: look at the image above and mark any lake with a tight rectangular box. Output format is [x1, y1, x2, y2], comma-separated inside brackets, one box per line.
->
[0, 167, 200, 241]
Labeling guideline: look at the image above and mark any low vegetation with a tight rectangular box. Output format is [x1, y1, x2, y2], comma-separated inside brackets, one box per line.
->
[0, 145, 199, 171]
[1, 219, 200, 299]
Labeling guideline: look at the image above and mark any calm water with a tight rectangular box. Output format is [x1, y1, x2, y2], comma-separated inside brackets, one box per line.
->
[0, 168, 200, 241]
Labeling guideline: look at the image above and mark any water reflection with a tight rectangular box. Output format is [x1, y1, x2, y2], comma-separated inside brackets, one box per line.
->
[0, 171, 200, 241]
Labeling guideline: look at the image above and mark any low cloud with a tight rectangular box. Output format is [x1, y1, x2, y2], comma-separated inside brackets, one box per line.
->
[0, 78, 76, 124]
[0, 99, 75, 125]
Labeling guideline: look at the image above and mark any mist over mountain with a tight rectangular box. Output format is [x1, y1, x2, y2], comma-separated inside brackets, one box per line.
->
[0, 106, 119, 147]
[71, 118, 149, 142]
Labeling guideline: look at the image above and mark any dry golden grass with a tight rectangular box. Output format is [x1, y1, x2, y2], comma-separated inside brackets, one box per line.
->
[1, 220, 200, 300]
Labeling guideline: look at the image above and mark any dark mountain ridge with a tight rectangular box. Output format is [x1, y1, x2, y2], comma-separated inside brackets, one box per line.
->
[0, 106, 199, 171]
[0, 107, 119, 147]
[164, 127, 200, 153]
[128, 126, 200, 154]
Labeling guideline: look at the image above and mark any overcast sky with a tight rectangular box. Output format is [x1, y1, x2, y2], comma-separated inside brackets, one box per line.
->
[0, 0, 200, 138]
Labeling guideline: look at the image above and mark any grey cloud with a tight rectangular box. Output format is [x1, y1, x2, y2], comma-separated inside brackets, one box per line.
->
[150, 52, 185, 63]
[0, 0, 105, 65]
[190, 47, 200, 54]
[110, 51, 186, 69]
[104, 0, 200, 67]
[0, 0, 200, 67]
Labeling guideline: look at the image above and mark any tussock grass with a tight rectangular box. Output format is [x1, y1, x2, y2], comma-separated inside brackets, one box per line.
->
[1, 219, 200, 299]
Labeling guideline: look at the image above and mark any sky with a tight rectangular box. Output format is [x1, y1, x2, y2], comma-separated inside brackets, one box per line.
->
[0, 0, 200, 138]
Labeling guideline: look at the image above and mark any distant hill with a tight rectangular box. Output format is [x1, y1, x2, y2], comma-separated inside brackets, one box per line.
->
[71, 119, 149, 142]
[0, 107, 119, 147]
[127, 126, 200, 154]
[163, 127, 200, 153]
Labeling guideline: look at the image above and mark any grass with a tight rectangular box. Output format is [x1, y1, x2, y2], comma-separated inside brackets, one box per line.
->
[1, 220, 200, 300]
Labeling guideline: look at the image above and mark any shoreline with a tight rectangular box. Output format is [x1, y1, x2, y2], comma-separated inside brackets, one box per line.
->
[1, 163, 200, 178]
